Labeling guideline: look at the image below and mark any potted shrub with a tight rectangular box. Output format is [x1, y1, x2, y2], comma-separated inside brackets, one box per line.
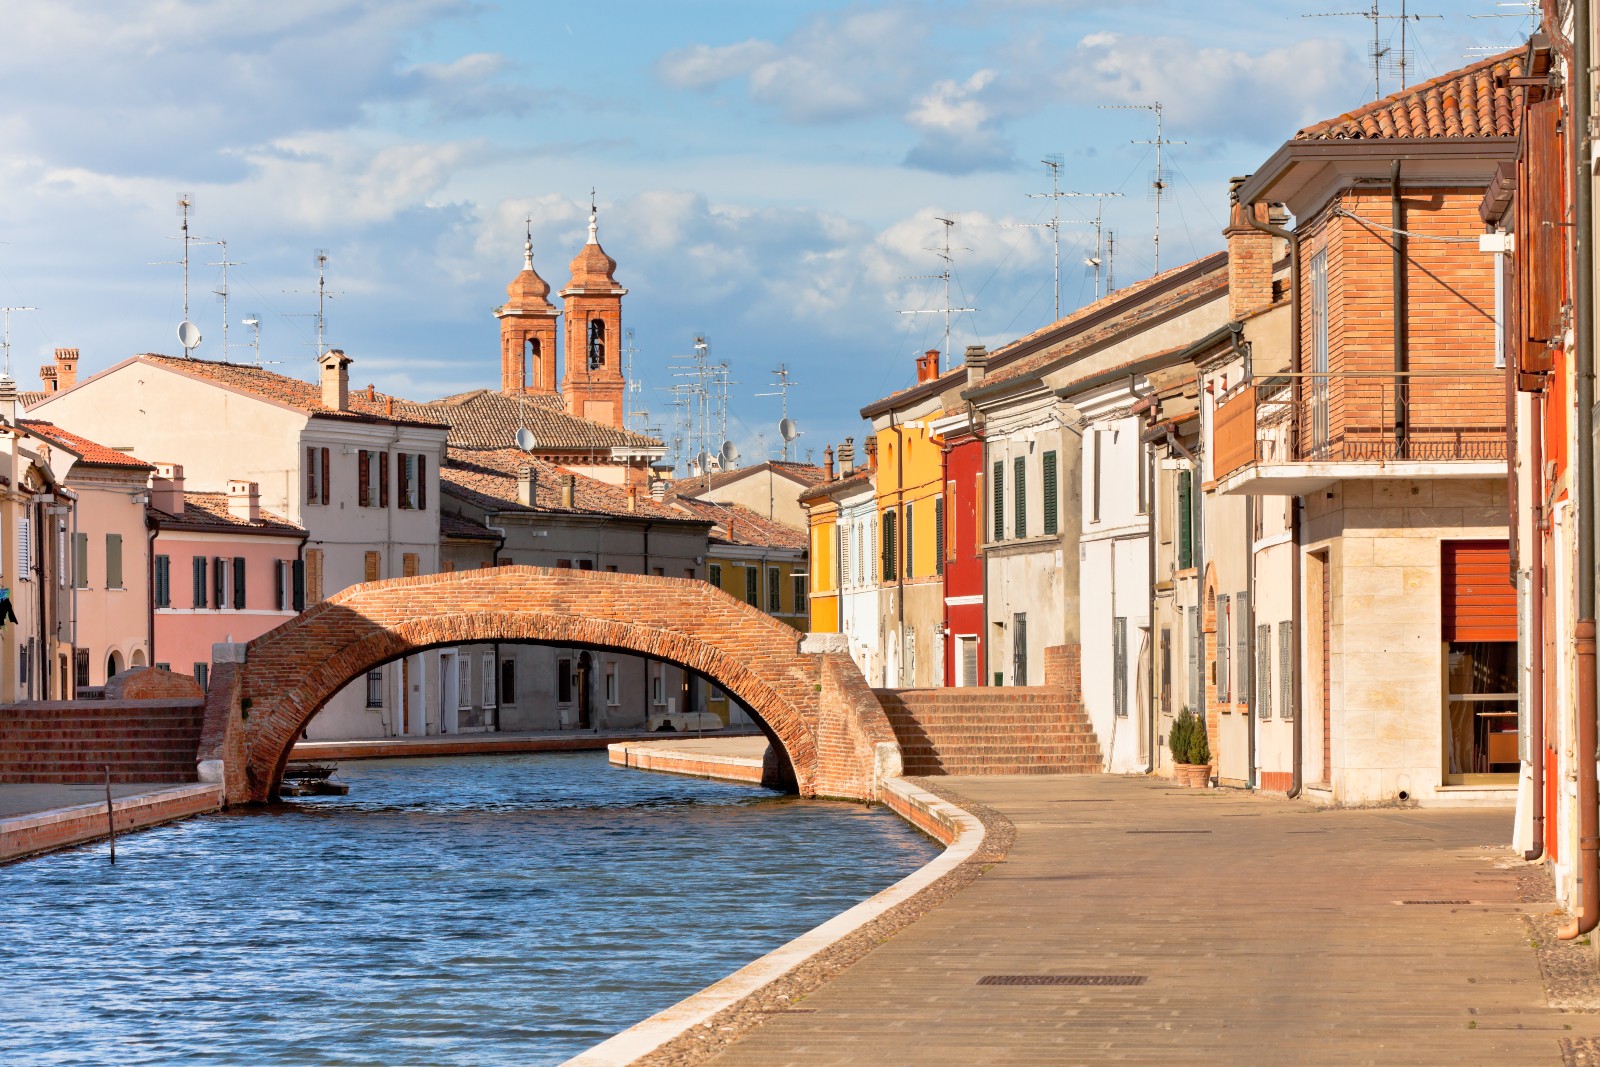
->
[1169, 706, 1211, 788]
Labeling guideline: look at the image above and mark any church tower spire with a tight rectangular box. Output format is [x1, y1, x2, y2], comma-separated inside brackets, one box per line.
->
[494, 218, 560, 396]
[559, 192, 628, 427]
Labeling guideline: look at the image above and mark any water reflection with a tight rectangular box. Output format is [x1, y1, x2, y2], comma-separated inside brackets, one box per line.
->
[1, 752, 936, 1066]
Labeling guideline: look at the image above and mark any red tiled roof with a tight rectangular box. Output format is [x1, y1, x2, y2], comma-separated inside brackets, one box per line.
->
[148, 492, 303, 536]
[1296, 50, 1524, 141]
[399, 388, 661, 452]
[971, 252, 1229, 392]
[440, 511, 500, 542]
[139, 354, 448, 429]
[670, 495, 808, 550]
[671, 460, 828, 497]
[20, 420, 153, 470]
[799, 467, 875, 504]
[441, 448, 692, 522]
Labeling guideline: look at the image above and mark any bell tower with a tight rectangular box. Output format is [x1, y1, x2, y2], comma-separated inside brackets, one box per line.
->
[559, 198, 627, 427]
[494, 223, 560, 397]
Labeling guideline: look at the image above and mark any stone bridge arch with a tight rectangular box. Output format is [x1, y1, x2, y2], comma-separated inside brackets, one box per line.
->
[198, 567, 900, 804]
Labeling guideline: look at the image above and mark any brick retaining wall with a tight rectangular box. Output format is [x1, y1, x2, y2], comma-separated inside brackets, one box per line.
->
[0, 783, 222, 863]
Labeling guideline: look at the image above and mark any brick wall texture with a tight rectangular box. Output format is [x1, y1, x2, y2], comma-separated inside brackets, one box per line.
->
[104, 667, 203, 701]
[212, 566, 899, 804]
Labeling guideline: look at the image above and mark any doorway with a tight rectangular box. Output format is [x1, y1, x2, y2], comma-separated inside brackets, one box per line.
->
[1012, 613, 1027, 686]
[439, 651, 459, 735]
[575, 651, 594, 730]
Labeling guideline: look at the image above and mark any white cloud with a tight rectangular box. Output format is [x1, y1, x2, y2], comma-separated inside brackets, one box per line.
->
[903, 69, 1013, 173]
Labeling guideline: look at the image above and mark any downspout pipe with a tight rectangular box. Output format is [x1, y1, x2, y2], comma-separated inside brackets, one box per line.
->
[1392, 160, 1409, 458]
[1243, 187, 1305, 800]
[1231, 325, 1258, 789]
[1527, 395, 1546, 861]
[1561, 2, 1597, 942]
[146, 514, 159, 669]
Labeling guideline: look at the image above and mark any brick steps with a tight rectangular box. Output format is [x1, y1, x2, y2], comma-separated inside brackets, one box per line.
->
[879, 685, 1104, 777]
[0, 701, 202, 784]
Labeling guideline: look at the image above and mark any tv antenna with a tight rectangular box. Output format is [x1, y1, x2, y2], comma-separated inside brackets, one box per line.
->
[1304, 2, 1442, 100]
[1102, 102, 1185, 275]
[239, 314, 272, 367]
[1011, 157, 1124, 312]
[208, 239, 244, 362]
[756, 364, 802, 461]
[285, 250, 340, 356]
[0, 306, 35, 377]
[898, 216, 977, 373]
[150, 193, 206, 354]
[622, 328, 659, 438]
[664, 334, 735, 477]
[1106, 231, 1117, 294]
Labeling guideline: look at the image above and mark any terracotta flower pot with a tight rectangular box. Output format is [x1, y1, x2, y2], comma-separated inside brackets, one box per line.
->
[1175, 762, 1210, 788]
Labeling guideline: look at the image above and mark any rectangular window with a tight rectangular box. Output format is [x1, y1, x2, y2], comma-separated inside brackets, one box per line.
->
[1236, 591, 1250, 709]
[881, 508, 897, 581]
[709, 562, 722, 588]
[1013, 456, 1027, 538]
[233, 556, 246, 610]
[556, 559, 573, 569]
[577, 559, 594, 571]
[744, 566, 759, 605]
[905, 502, 914, 579]
[358, 449, 373, 507]
[793, 573, 807, 609]
[934, 495, 946, 576]
[402, 552, 419, 578]
[1177, 468, 1193, 570]
[1113, 616, 1128, 717]
[1043, 450, 1058, 536]
[1160, 628, 1172, 716]
[398, 453, 413, 509]
[1279, 621, 1295, 719]
[992, 460, 1004, 542]
[17, 516, 31, 581]
[500, 658, 516, 705]
[192, 555, 208, 608]
[484, 652, 498, 707]
[397, 453, 425, 510]
[74, 647, 90, 689]
[213, 556, 228, 609]
[292, 558, 307, 611]
[366, 668, 384, 708]
[767, 565, 781, 612]
[1091, 431, 1102, 524]
[274, 560, 287, 611]
[154, 554, 171, 608]
[651, 663, 665, 705]
[1216, 595, 1230, 703]
[364, 550, 381, 583]
[194, 662, 209, 693]
[605, 664, 618, 705]
[306, 446, 330, 505]
[379, 452, 390, 508]
[73, 532, 88, 588]
[1256, 622, 1273, 718]
[106, 534, 123, 589]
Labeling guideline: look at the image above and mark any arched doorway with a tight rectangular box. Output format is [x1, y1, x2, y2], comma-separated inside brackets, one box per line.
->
[106, 650, 124, 681]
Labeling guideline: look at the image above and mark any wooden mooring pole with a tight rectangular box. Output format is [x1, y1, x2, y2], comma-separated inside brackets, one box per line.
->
[104, 764, 115, 865]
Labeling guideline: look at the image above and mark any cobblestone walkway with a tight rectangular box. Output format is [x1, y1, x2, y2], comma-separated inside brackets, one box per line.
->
[710, 774, 1600, 1066]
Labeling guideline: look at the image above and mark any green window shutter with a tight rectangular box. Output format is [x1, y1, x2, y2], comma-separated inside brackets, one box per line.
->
[767, 566, 780, 612]
[234, 556, 247, 610]
[1042, 451, 1058, 536]
[73, 532, 88, 588]
[1177, 468, 1193, 569]
[934, 496, 945, 577]
[882, 509, 898, 581]
[905, 503, 914, 579]
[106, 534, 123, 589]
[193, 556, 207, 608]
[745, 566, 758, 605]
[992, 461, 1003, 541]
[1013, 456, 1027, 538]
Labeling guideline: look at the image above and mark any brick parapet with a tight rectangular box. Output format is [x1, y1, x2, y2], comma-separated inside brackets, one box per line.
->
[103, 667, 203, 701]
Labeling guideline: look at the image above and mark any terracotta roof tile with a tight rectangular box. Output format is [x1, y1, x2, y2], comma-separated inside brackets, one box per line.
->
[440, 511, 500, 542]
[148, 492, 303, 536]
[400, 389, 661, 452]
[670, 460, 828, 497]
[141, 355, 447, 429]
[441, 448, 690, 522]
[669, 495, 807, 550]
[799, 467, 875, 504]
[1295, 50, 1525, 141]
[19, 420, 153, 470]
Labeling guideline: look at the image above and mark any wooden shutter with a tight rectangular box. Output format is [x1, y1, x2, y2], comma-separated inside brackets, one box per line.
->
[1013, 456, 1026, 537]
[233, 557, 246, 609]
[1442, 540, 1516, 641]
[106, 534, 122, 589]
[155, 555, 170, 608]
[193, 555, 207, 608]
[306, 446, 317, 503]
[358, 449, 370, 506]
[292, 558, 306, 611]
[1278, 621, 1295, 718]
[1043, 450, 1058, 535]
[934, 495, 945, 576]
[418, 455, 427, 510]
[1216, 595, 1229, 703]
[274, 560, 286, 610]
[1113, 616, 1128, 716]
[992, 461, 1003, 541]
[402, 552, 419, 578]
[1177, 469, 1193, 569]
[882, 509, 897, 580]
[379, 452, 390, 507]
[320, 447, 330, 505]
[1256, 623, 1272, 717]
[214, 557, 227, 608]
[73, 532, 87, 588]
[398, 453, 411, 509]
[1520, 98, 1563, 374]
[364, 550, 381, 582]
[1236, 591, 1251, 713]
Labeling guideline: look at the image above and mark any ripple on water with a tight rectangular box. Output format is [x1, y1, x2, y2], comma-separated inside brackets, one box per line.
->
[0, 751, 936, 1067]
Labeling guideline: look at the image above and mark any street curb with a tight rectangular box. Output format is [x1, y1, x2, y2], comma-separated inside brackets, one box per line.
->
[0, 783, 223, 864]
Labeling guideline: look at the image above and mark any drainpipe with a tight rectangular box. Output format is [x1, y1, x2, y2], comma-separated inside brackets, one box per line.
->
[1243, 185, 1305, 801]
[890, 411, 906, 685]
[1527, 395, 1546, 861]
[1146, 442, 1157, 771]
[1391, 160, 1409, 458]
[1163, 425, 1203, 746]
[146, 513, 159, 668]
[1230, 326, 1258, 788]
[1562, 0, 1598, 941]
[489, 518, 505, 734]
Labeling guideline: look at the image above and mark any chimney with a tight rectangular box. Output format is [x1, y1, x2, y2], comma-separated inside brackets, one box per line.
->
[626, 485, 638, 512]
[317, 349, 352, 411]
[367, 383, 376, 402]
[823, 444, 835, 481]
[0, 375, 17, 426]
[53, 348, 79, 391]
[560, 473, 576, 509]
[916, 348, 940, 384]
[152, 463, 185, 515]
[39, 366, 58, 393]
[226, 479, 261, 522]
[839, 436, 855, 475]
[964, 344, 989, 389]
[650, 478, 667, 502]
[1225, 176, 1277, 322]
[517, 465, 537, 506]
[864, 435, 878, 470]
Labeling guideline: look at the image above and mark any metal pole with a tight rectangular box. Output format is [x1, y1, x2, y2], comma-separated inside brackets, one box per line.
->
[104, 764, 115, 865]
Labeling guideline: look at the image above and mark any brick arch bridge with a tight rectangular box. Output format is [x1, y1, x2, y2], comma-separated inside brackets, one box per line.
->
[198, 567, 901, 805]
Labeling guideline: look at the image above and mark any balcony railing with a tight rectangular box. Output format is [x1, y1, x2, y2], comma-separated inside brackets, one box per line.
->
[1213, 371, 1507, 481]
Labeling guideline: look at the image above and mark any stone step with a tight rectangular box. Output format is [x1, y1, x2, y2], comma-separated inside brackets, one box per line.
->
[0, 768, 197, 784]
[0, 726, 203, 740]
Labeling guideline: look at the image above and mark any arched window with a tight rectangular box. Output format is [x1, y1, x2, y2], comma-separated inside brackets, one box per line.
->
[526, 336, 542, 383]
[587, 319, 606, 369]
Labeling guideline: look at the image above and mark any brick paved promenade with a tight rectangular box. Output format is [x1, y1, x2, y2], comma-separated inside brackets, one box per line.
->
[708, 774, 1599, 1066]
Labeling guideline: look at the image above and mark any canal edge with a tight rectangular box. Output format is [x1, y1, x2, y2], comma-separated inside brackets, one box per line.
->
[562, 776, 1013, 1067]
[0, 783, 224, 864]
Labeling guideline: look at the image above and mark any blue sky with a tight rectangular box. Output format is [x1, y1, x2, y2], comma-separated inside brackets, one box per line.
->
[0, 0, 1533, 470]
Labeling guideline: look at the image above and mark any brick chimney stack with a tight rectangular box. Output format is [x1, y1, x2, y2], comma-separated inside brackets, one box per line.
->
[226, 479, 261, 522]
[152, 463, 185, 515]
[838, 436, 855, 475]
[39, 366, 58, 393]
[53, 348, 79, 391]
[626, 484, 638, 512]
[559, 473, 576, 509]
[1225, 176, 1278, 322]
[317, 349, 352, 412]
[823, 444, 835, 481]
[916, 348, 940, 383]
[517, 466, 537, 506]
[865, 435, 878, 470]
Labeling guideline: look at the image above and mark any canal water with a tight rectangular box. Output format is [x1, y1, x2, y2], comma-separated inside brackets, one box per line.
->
[1, 752, 937, 1066]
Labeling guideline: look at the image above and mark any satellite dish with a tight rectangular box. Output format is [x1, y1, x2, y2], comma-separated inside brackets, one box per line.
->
[779, 418, 799, 442]
[695, 450, 711, 472]
[177, 321, 201, 351]
[515, 428, 537, 452]
[720, 440, 739, 465]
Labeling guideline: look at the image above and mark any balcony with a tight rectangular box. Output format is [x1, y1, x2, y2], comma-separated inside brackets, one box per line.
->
[1212, 372, 1507, 496]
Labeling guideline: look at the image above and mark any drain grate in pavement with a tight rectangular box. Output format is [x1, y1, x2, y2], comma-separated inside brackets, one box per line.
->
[978, 975, 1147, 987]
[1125, 829, 1212, 834]
[1399, 899, 1475, 905]
[1049, 799, 1114, 804]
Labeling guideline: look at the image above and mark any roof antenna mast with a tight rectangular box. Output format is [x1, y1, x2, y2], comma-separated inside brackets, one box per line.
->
[899, 217, 977, 374]
[0, 306, 35, 377]
[1013, 158, 1125, 311]
[208, 239, 244, 362]
[1304, 2, 1442, 100]
[756, 364, 802, 462]
[1101, 102, 1185, 275]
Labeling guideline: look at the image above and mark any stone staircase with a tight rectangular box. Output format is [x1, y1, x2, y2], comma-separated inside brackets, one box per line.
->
[0, 699, 204, 783]
[876, 686, 1103, 776]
